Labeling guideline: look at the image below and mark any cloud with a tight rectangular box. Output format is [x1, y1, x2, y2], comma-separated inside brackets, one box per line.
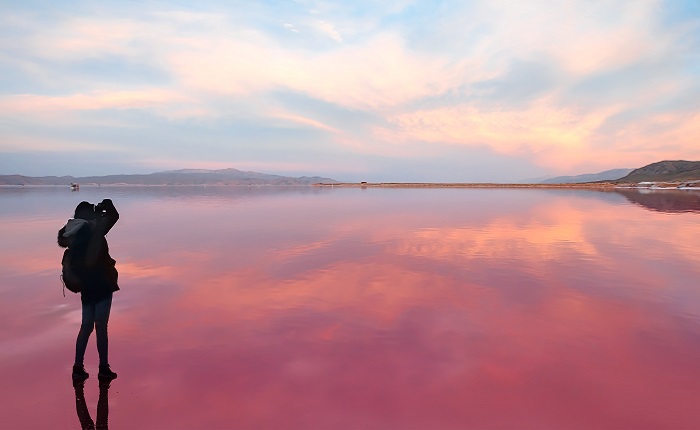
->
[267, 111, 340, 132]
[376, 100, 615, 169]
[283, 23, 300, 33]
[0, 0, 698, 178]
[315, 20, 343, 42]
[0, 90, 185, 114]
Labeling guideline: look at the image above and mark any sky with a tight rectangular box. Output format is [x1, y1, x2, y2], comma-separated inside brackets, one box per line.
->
[0, 0, 699, 182]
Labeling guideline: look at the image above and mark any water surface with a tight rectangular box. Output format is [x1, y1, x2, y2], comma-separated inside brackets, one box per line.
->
[1, 186, 699, 429]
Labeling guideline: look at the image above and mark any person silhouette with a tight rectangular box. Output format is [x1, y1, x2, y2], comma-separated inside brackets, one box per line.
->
[58, 199, 120, 381]
[73, 378, 111, 430]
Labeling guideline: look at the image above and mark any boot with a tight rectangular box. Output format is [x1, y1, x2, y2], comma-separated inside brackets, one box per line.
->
[72, 364, 89, 382]
[98, 365, 117, 380]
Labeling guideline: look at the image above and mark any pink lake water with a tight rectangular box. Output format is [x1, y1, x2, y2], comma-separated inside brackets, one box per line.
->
[1, 186, 699, 430]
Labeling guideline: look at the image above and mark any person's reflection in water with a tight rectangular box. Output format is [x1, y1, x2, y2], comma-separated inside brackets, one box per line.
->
[73, 378, 112, 430]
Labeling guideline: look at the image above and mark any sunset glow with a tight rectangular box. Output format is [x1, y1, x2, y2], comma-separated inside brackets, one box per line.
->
[1, 1, 698, 180]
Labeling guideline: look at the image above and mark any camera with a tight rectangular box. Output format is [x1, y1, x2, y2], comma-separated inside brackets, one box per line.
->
[94, 200, 110, 216]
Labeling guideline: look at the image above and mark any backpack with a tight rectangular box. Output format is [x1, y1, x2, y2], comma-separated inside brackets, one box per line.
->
[61, 247, 83, 296]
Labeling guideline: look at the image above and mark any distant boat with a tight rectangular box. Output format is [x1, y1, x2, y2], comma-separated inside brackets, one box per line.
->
[70, 183, 80, 191]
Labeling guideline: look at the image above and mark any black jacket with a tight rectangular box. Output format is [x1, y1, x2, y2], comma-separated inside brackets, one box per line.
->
[58, 200, 120, 303]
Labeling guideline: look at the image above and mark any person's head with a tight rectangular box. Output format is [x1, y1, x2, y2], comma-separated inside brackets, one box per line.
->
[74, 201, 96, 220]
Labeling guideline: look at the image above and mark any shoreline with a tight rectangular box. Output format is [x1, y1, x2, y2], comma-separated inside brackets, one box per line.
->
[314, 181, 700, 190]
[315, 182, 618, 188]
[2, 182, 699, 190]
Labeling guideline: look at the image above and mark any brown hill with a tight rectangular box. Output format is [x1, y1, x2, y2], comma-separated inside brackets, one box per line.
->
[619, 160, 700, 182]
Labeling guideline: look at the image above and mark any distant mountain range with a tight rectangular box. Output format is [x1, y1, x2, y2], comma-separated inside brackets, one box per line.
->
[0, 168, 339, 186]
[540, 160, 700, 184]
[540, 168, 633, 184]
[3, 160, 699, 186]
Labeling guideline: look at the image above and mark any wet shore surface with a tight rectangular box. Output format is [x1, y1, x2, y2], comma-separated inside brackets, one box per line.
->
[2, 186, 700, 429]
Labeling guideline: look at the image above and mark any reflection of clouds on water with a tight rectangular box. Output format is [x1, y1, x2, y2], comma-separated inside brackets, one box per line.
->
[107, 187, 700, 349]
[116, 261, 182, 280]
[37, 303, 71, 317]
[0, 322, 73, 359]
[2, 187, 700, 428]
[392, 221, 598, 261]
[107, 250, 700, 429]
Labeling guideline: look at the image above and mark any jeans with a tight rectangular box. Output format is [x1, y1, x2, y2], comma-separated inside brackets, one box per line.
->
[75, 293, 113, 367]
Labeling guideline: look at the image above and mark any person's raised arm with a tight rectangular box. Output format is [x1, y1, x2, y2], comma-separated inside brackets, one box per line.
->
[85, 199, 119, 267]
[96, 199, 119, 235]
